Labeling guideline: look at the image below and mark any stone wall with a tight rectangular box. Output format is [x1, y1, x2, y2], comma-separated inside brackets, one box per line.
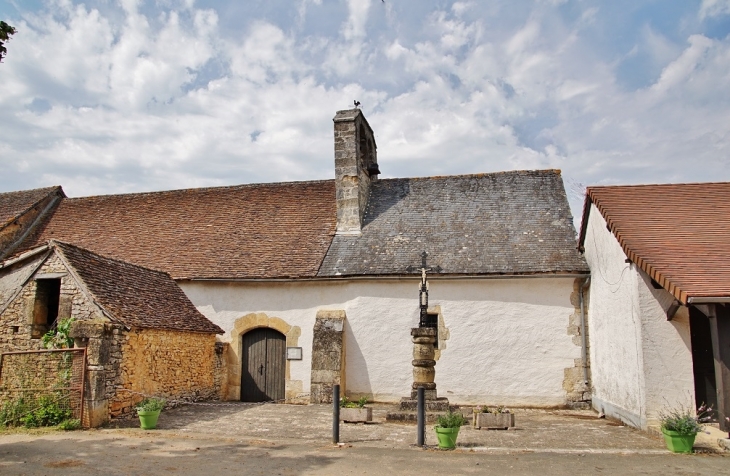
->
[562, 278, 591, 407]
[0, 253, 104, 353]
[109, 329, 219, 417]
[310, 310, 345, 404]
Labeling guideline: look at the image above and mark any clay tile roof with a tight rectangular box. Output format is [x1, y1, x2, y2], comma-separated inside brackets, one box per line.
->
[53, 241, 223, 333]
[0, 186, 64, 229]
[19, 181, 337, 280]
[579, 182, 730, 304]
[319, 170, 588, 276]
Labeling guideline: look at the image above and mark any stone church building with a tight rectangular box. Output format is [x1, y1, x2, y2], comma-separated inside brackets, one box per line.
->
[0, 109, 590, 416]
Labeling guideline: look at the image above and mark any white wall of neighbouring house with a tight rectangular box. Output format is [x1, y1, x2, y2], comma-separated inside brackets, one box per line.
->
[583, 204, 647, 427]
[180, 276, 581, 407]
[583, 203, 695, 429]
[636, 271, 695, 428]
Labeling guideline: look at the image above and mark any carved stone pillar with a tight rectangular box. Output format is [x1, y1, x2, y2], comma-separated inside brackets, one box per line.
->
[411, 327, 438, 399]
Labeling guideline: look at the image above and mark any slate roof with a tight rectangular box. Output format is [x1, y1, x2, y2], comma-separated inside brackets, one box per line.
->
[19, 181, 337, 280]
[0, 186, 64, 230]
[52, 241, 223, 333]
[579, 182, 730, 304]
[318, 170, 588, 276]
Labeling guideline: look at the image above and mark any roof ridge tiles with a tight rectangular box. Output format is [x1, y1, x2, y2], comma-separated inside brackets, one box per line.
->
[62, 179, 336, 201]
[378, 169, 562, 183]
[588, 180, 730, 191]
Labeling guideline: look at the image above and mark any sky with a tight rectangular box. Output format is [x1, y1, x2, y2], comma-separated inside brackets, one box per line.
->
[1, 0, 729, 222]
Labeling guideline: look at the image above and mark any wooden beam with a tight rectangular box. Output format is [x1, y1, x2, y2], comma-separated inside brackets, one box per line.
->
[709, 304, 730, 432]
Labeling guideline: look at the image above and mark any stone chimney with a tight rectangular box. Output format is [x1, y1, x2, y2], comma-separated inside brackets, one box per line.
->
[333, 109, 379, 235]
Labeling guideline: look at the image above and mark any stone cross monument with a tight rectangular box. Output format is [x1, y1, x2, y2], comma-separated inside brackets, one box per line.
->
[400, 252, 449, 412]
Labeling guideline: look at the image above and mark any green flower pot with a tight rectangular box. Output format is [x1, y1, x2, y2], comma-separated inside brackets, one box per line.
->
[138, 410, 161, 430]
[434, 426, 460, 449]
[661, 428, 696, 453]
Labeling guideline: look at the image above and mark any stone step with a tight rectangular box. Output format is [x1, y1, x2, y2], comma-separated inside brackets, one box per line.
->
[398, 397, 450, 412]
[385, 411, 448, 423]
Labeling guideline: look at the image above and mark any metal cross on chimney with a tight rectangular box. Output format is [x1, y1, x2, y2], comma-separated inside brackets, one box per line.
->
[406, 251, 442, 328]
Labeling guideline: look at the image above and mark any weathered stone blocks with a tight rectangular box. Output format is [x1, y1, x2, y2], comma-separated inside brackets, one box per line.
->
[310, 309, 345, 404]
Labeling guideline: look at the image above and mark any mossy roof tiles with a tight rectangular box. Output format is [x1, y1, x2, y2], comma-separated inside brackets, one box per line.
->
[0, 186, 63, 229]
[319, 170, 588, 276]
[19, 181, 337, 280]
[53, 241, 223, 333]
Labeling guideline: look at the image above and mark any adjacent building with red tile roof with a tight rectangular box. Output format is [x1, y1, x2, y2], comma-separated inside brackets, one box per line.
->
[579, 182, 730, 433]
[580, 182, 730, 304]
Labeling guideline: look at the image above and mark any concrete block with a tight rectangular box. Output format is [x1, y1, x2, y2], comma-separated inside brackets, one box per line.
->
[474, 412, 515, 430]
[84, 369, 107, 401]
[340, 407, 372, 423]
[84, 399, 109, 428]
[70, 320, 107, 339]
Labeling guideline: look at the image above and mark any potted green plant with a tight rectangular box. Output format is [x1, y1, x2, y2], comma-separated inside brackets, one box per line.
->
[339, 396, 372, 423]
[473, 405, 515, 430]
[658, 403, 711, 453]
[136, 397, 166, 430]
[434, 410, 466, 449]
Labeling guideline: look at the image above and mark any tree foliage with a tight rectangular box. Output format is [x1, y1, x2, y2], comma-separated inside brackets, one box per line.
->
[1, 21, 16, 63]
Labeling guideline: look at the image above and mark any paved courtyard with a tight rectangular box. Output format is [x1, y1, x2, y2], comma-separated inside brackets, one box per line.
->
[109, 402, 724, 454]
[1, 403, 728, 475]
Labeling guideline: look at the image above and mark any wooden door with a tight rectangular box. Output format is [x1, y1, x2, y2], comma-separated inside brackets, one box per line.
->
[241, 328, 286, 402]
[690, 307, 718, 420]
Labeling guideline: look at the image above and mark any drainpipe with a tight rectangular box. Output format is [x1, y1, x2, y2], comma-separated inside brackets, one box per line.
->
[579, 277, 591, 384]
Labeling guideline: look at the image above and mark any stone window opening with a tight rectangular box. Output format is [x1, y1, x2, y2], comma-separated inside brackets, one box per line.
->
[31, 278, 61, 338]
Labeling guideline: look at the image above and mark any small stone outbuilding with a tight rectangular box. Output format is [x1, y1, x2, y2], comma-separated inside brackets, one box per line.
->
[0, 240, 223, 426]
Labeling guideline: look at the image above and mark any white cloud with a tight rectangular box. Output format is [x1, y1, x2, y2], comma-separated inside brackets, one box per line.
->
[699, 0, 730, 19]
[341, 0, 372, 41]
[0, 0, 729, 226]
[651, 34, 713, 94]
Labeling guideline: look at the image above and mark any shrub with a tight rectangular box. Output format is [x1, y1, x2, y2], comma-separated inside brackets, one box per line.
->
[340, 396, 369, 409]
[435, 410, 466, 429]
[41, 317, 75, 349]
[0, 397, 30, 427]
[58, 419, 81, 431]
[659, 403, 712, 435]
[136, 398, 166, 412]
[20, 395, 72, 428]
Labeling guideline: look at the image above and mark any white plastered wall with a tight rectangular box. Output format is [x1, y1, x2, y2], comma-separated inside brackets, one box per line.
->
[180, 276, 581, 406]
[583, 203, 694, 429]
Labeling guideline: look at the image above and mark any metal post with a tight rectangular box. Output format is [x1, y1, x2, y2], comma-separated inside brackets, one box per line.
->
[417, 386, 425, 446]
[333, 384, 340, 444]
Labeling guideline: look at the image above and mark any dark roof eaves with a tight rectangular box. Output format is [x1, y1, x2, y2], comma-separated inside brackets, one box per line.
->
[183, 270, 590, 282]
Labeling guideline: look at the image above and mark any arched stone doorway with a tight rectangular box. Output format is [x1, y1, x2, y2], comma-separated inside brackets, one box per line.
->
[241, 328, 286, 402]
